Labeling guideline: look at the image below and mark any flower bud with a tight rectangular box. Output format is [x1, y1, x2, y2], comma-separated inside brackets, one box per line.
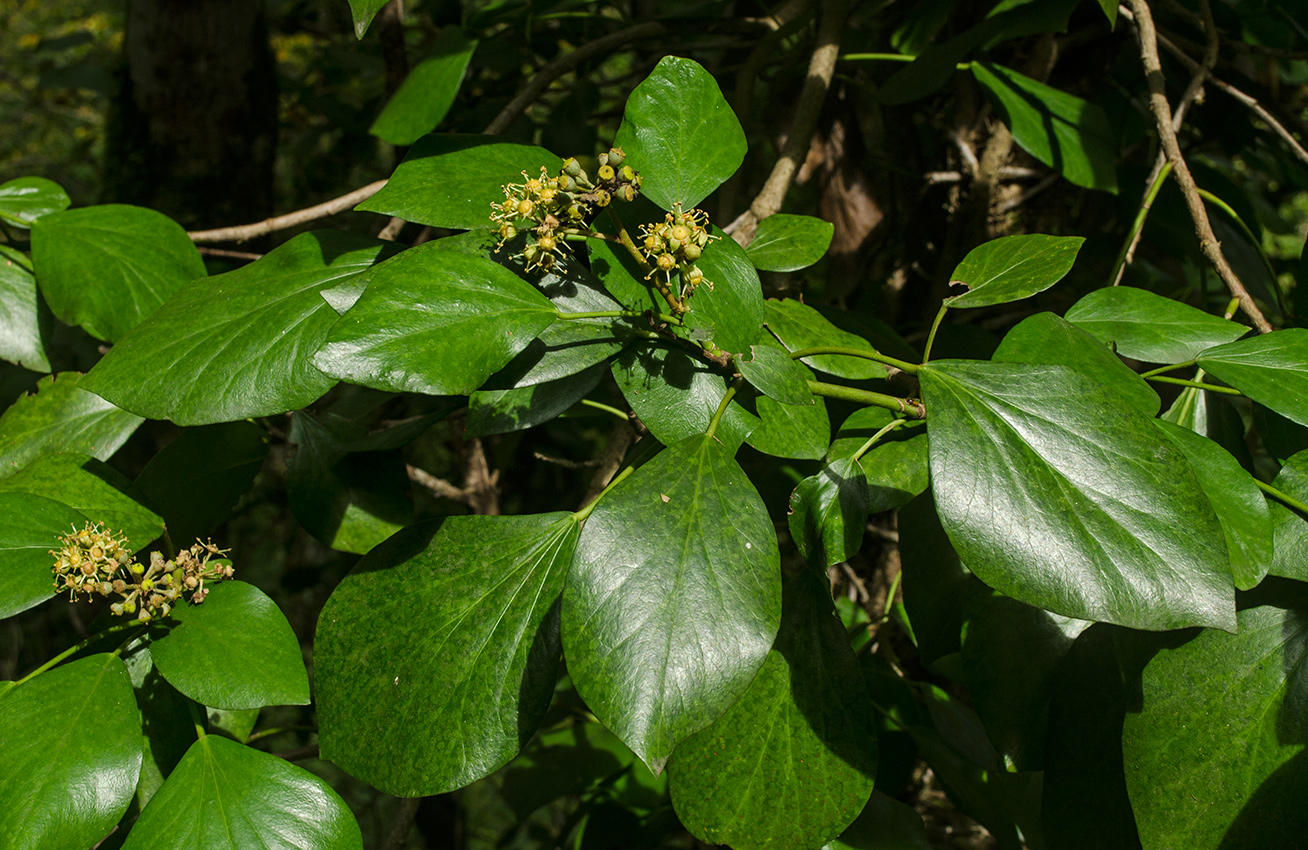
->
[682, 243, 702, 261]
[656, 253, 677, 272]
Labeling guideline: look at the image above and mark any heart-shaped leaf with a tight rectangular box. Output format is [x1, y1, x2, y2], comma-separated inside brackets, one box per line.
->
[614, 57, 746, 210]
[0, 246, 51, 372]
[1197, 328, 1308, 427]
[0, 177, 70, 228]
[0, 654, 142, 850]
[121, 734, 362, 850]
[316, 513, 579, 796]
[744, 214, 834, 272]
[563, 435, 781, 772]
[945, 234, 1085, 309]
[0, 491, 87, 619]
[919, 360, 1235, 631]
[369, 28, 477, 145]
[1064, 287, 1248, 363]
[669, 570, 877, 850]
[82, 231, 399, 425]
[0, 372, 143, 478]
[789, 458, 870, 568]
[150, 581, 309, 710]
[314, 244, 558, 395]
[31, 204, 206, 342]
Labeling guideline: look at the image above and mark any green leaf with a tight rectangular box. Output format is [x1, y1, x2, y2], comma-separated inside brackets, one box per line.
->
[0, 372, 143, 478]
[789, 457, 870, 568]
[945, 234, 1085, 309]
[150, 581, 309, 710]
[1096, 0, 1118, 26]
[971, 63, 1118, 192]
[745, 214, 834, 272]
[314, 244, 558, 395]
[669, 570, 876, 850]
[563, 435, 782, 772]
[369, 28, 477, 145]
[764, 299, 888, 380]
[0, 654, 142, 850]
[685, 226, 765, 354]
[0, 246, 50, 372]
[1268, 449, 1308, 582]
[356, 135, 558, 230]
[122, 734, 362, 850]
[467, 361, 606, 437]
[1122, 603, 1308, 850]
[286, 412, 411, 554]
[31, 204, 206, 342]
[823, 791, 930, 849]
[133, 421, 268, 546]
[499, 721, 637, 819]
[317, 513, 579, 796]
[738, 343, 814, 405]
[611, 345, 757, 453]
[347, 0, 388, 38]
[0, 453, 163, 550]
[82, 231, 398, 425]
[828, 408, 929, 514]
[992, 312, 1159, 416]
[126, 643, 196, 810]
[919, 360, 1235, 631]
[614, 57, 746, 210]
[0, 177, 70, 228]
[1153, 420, 1272, 590]
[0, 491, 87, 619]
[744, 385, 831, 461]
[1064, 286, 1248, 363]
[1197, 328, 1308, 427]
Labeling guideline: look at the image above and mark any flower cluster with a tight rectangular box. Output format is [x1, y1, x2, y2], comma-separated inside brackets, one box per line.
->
[490, 147, 641, 273]
[638, 203, 719, 298]
[51, 523, 234, 623]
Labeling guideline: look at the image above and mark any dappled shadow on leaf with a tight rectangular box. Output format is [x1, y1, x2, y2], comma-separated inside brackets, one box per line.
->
[307, 228, 403, 266]
[1219, 749, 1308, 850]
[519, 595, 564, 747]
[344, 519, 442, 578]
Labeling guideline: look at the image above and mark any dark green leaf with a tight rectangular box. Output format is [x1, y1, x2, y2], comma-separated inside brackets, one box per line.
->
[151, 581, 309, 710]
[133, 422, 268, 546]
[745, 214, 834, 272]
[669, 570, 876, 850]
[317, 513, 579, 795]
[1154, 420, 1271, 590]
[764, 299, 888, 380]
[563, 435, 781, 771]
[614, 57, 746, 210]
[992, 312, 1159, 416]
[0, 491, 87, 618]
[500, 721, 636, 819]
[1268, 450, 1308, 582]
[685, 226, 765, 354]
[828, 408, 929, 513]
[1122, 603, 1308, 850]
[789, 457, 870, 567]
[356, 135, 557, 230]
[744, 385, 831, 460]
[31, 204, 206, 342]
[1197, 328, 1308, 427]
[971, 63, 1118, 192]
[919, 360, 1235, 630]
[347, 0, 388, 38]
[0, 654, 142, 850]
[0, 453, 163, 549]
[945, 234, 1085, 309]
[0, 177, 70, 228]
[1064, 286, 1248, 363]
[1096, 0, 1118, 26]
[314, 245, 558, 395]
[824, 791, 930, 850]
[125, 643, 195, 810]
[0, 372, 143, 478]
[121, 734, 362, 850]
[897, 493, 981, 668]
[369, 28, 476, 145]
[738, 343, 814, 405]
[82, 231, 399, 425]
[467, 361, 606, 437]
[0, 246, 50, 372]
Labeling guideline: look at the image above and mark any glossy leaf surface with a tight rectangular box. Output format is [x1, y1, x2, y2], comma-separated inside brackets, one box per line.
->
[611, 345, 756, 453]
[314, 245, 558, 395]
[467, 361, 606, 437]
[122, 734, 362, 850]
[1064, 286, 1248, 363]
[945, 234, 1084, 309]
[0, 452, 162, 549]
[920, 360, 1235, 631]
[789, 457, 870, 568]
[31, 204, 206, 342]
[745, 385, 830, 460]
[1268, 450, 1308, 582]
[317, 513, 578, 795]
[738, 343, 814, 405]
[0, 654, 141, 850]
[1197, 328, 1308, 427]
[764, 299, 888, 380]
[828, 408, 929, 514]
[669, 570, 877, 850]
[824, 792, 930, 850]
[83, 231, 398, 425]
[563, 435, 781, 772]
[369, 28, 476, 145]
[0, 372, 142, 478]
[0, 246, 50, 372]
[0, 176, 69, 228]
[0, 491, 87, 619]
[684, 226, 765, 354]
[744, 214, 834, 272]
[614, 56, 746, 210]
[347, 0, 387, 38]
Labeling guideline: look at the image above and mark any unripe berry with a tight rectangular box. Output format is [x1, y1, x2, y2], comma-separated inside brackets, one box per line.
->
[682, 243, 702, 261]
[621, 165, 637, 182]
[517, 199, 535, 217]
[594, 189, 611, 207]
[617, 185, 635, 202]
[563, 157, 582, 177]
[597, 164, 615, 182]
[607, 147, 626, 167]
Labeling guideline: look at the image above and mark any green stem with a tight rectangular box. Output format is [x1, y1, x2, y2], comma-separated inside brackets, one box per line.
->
[1257, 479, 1308, 515]
[808, 381, 926, 419]
[706, 379, 741, 441]
[1145, 375, 1243, 394]
[1139, 359, 1197, 379]
[788, 346, 920, 374]
[852, 418, 907, 463]
[14, 622, 144, 686]
[604, 206, 685, 315]
[555, 309, 682, 326]
[922, 305, 949, 363]
[579, 399, 629, 421]
[188, 699, 208, 741]
[1111, 160, 1173, 286]
[881, 569, 903, 621]
[842, 52, 972, 71]
[573, 465, 636, 522]
[246, 724, 317, 744]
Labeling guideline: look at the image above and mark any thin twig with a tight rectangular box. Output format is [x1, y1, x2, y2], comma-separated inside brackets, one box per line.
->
[727, 0, 854, 245]
[1125, 0, 1273, 332]
[380, 797, 422, 850]
[196, 246, 263, 261]
[581, 421, 636, 508]
[406, 464, 469, 503]
[188, 180, 388, 244]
